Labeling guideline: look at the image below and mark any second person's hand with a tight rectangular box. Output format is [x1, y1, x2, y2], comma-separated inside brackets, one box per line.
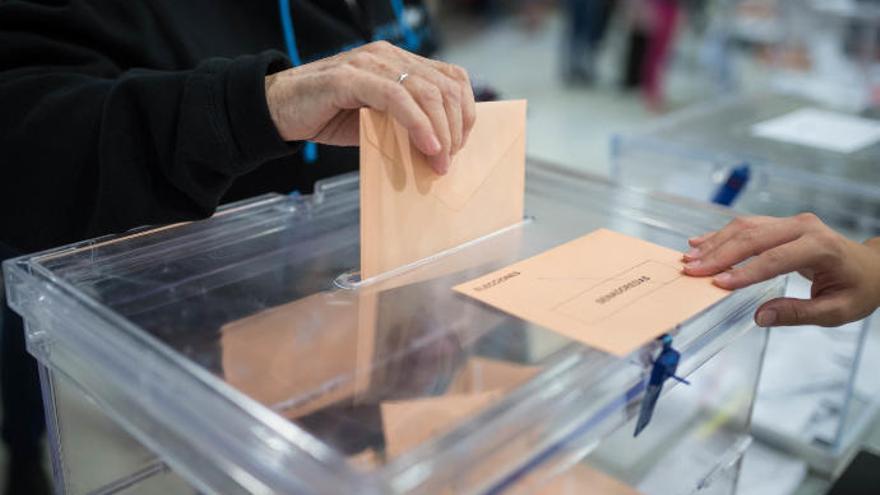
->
[682, 214, 880, 328]
[264, 41, 476, 175]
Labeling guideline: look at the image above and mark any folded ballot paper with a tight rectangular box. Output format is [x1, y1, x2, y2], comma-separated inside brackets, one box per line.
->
[359, 100, 527, 279]
[454, 229, 730, 357]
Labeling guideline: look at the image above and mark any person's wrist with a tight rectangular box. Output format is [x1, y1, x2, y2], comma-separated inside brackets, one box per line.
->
[858, 238, 880, 310]
[265, 72, 288, 141]
[864, 237, 880, 253]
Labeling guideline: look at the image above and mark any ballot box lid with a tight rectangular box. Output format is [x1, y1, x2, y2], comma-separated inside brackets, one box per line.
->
[612, 93, 880, 236]
[619, 92, 880, 198]
[4, 161, 782, 494]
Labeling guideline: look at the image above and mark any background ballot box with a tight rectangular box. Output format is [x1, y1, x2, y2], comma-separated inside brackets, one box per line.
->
[722, 0, 880, 111]
[4, 161, 781, 495]
[769, 0, 880, 112]
[611, 92, 880, 475]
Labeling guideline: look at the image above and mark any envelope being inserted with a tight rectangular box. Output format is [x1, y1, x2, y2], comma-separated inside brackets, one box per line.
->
[454, 229, 731, 356]
[359, 100, 527, 279]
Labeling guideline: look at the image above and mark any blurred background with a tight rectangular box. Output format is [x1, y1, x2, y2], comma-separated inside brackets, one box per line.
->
[421, 0, 880, 176]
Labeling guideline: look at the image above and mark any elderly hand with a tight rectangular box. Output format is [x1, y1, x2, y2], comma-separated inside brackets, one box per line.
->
[682, 213, 880, 328]
[264, 41, 476, 175]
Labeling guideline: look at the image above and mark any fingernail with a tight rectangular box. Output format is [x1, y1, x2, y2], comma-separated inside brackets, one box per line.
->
[434, 156, 450, 175]
[756, 309, 777, 327]
[713, 272, 733, 285]
[427, 135, 442, 155]
[684, 260, 701, 270]
[684, 248, 700, 260]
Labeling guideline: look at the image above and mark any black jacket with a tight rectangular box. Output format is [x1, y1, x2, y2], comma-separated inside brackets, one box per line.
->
[0, 0, 435, 253]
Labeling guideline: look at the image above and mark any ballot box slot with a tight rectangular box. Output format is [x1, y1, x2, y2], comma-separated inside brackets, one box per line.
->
[335, 216, 535, 290]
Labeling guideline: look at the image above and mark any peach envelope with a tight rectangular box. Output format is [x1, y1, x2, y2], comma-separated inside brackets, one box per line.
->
[381, 391, 503, 459]
[359, 100, 527, 279]
[446, 356, 540, 395]
[381, 357, 539, 459]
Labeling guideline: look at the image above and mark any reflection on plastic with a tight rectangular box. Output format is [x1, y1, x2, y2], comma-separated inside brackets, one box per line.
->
[219, 259, 538, 462]
[382, 391, 503, 458]
[382, 357, 539, 459]
[220, 291, 376, 419]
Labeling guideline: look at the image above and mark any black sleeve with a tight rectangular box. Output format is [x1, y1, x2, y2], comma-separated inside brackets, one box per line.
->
[0, 2, 295, 253]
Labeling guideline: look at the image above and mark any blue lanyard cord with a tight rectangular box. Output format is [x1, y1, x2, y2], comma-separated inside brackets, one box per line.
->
[279, 0, 316, 162]
[389, 0, 421, 50]
[278, 0, 303, 67]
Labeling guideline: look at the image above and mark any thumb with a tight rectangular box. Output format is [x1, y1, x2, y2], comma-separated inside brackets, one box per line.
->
[755, 296, 848, 328]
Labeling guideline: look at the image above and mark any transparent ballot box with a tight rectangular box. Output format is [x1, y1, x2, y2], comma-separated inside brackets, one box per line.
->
[4, 162, 782, 495]
[611, 93, 880, 475]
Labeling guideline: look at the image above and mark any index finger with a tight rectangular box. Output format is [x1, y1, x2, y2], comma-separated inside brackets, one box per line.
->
[684, 217, 803, 277]
[710, 238, 822, 290]
[685, 216, 774, 263]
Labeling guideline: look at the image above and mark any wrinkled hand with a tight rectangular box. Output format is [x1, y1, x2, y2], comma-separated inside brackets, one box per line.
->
[265, 41, 476, 175]
[682, 213, 880, 328]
